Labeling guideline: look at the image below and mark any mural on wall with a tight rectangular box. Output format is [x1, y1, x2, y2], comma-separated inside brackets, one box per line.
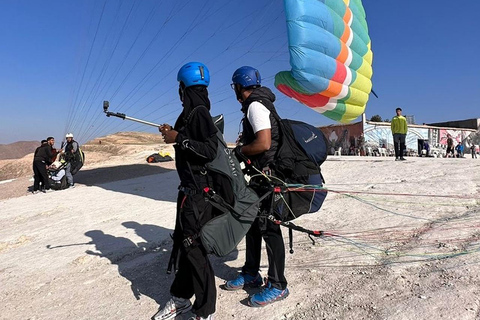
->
[431, 128, 479, 148]
[318, 122, 363, 155]
[363, 123, 428, 150]
[319, 119, 479, 155]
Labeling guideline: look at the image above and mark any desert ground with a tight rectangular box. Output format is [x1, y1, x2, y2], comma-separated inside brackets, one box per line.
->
[1, 136, 480, 320]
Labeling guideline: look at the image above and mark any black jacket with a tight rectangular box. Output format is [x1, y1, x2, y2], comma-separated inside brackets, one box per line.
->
[173, 88, 218, 189]
[240, 87, 280, 170]
[34, 144, 54, 164]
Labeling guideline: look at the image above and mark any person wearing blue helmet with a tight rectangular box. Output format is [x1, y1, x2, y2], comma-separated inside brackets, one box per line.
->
[225, 66, 289, 307]
[153, 62, 218, 320]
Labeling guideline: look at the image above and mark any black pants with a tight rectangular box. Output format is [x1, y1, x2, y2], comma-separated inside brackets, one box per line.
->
[33, 160, 50, 191]
[170, 192, 216, 317]
[393, 134, 406, 158]
[242, 199, 287, 290]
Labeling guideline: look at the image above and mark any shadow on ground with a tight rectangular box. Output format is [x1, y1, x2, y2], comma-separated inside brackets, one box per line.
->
[75, 163, 178, 201]
[85, 221, 174, 305]
[85, 221, 241, 309]
[75, 163, 174, 185]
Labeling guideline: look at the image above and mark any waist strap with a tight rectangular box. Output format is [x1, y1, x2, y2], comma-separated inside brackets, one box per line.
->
[178, 186, 203, 195]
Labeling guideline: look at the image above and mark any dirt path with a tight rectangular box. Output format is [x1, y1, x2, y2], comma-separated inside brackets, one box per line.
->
[1, 157, 480, 320]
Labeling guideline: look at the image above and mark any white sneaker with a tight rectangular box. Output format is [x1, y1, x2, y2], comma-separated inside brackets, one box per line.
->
[152, 296, 192, 320]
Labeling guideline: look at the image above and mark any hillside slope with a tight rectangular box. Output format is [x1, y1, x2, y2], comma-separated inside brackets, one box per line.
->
[0, 141, 39, 160]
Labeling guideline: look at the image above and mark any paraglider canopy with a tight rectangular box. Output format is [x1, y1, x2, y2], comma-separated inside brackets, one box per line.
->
[275, 0, 373, 123]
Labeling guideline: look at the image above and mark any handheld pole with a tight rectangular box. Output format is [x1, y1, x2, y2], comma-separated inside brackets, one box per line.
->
[102, 101, 162, 128]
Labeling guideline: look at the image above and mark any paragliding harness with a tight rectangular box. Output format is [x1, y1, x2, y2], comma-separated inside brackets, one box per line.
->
[167, 107, 261, 274]
[63, 140, 85, 175]
[235, 99, 329, 253]
[48, 162, 68, 190]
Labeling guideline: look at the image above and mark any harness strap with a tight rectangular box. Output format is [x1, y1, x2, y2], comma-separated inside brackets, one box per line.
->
[178, 185, 202, 195]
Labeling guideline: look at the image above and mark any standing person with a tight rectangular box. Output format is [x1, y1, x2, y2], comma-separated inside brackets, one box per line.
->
[152, 62, 218, 320]
[455, 142, 464, 158]
[471, 144, 478, 159]
[32, 137, 55, 193]
[391, 108, 408, 161]
[32, 140, 48, 193]
[446, 134, 454, 157]
[423, 140, 430, 157]
[357, 134, 365, 156]
[225, 66, 289, 307]
[62, 133, 78, 188]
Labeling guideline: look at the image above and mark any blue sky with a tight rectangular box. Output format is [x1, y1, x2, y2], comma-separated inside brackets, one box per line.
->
[0, 0, 479, 145]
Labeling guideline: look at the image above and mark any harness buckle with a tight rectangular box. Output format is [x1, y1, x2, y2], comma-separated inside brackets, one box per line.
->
[183, 236, 194, 248]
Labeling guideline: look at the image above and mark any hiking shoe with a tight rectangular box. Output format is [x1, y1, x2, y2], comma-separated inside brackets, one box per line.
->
[224, 272, 263, 291]
[400, 157, 407, 161]
[395, 157, 400, 161]
[151, 296, 192, 320]
[187, 314, 214, 320]
[248, 281, 289, 307]
[69, 184, 75, 188]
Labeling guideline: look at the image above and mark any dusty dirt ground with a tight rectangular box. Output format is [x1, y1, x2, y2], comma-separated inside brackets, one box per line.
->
[1, 156, 480, 320]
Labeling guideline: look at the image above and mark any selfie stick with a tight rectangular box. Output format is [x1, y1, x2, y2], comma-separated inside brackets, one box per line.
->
[103, 101, 162, 128]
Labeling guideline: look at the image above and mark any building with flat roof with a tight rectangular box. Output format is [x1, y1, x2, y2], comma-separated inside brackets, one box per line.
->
[319, 115, 479, 156]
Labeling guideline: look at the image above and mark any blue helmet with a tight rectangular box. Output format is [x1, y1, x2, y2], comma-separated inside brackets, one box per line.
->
[232, 66, 261, 88]
[177, 62, 210, 87]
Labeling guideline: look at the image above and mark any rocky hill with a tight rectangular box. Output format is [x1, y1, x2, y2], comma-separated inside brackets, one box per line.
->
[0, 141, 39, 160]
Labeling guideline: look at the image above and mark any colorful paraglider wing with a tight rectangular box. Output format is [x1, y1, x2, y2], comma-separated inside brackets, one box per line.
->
[275, 0, 373, 123]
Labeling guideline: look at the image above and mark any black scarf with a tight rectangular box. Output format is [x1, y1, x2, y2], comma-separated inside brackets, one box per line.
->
[174, 86, 210, 130]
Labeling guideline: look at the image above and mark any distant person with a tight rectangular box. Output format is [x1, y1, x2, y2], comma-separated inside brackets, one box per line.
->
[471, 145, 477, 159]
[455, 143, 464, 158]
[32, 137, 55, 193]
[446, 134, 454, 157]
[62, 133, 78, 188]
[32, 140, 48, 192]
[391, 107, 408, 161]
[357, 134, 365, 156]
[423, 140, 430, 157]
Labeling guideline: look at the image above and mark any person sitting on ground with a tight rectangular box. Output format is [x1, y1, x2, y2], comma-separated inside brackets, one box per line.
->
[49, 161, 66, 190]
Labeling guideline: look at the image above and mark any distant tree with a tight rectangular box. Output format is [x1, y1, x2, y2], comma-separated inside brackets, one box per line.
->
[383, 118, 390, 122]
[370, 115, 382, 122]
